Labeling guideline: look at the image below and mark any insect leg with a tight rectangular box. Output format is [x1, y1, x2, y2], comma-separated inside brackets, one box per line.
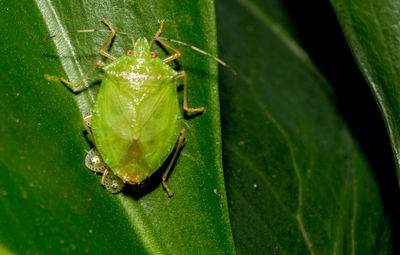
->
[45, 60, 106, 91]
[82, 112, 95, 144]
[155, 37, 181, 63]
[150, 20, 182, 62]
[175, 71, 205, 113]
[162, 127, 186, 197]
[149, 20, 166, 46]
[99, 18, 118, 61]
[101, 168, 109, 185]
[154, 20, 166, 38]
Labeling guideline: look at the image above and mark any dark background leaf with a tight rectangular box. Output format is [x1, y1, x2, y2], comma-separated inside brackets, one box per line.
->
[0, 0, 234, 254]
[328, 0, 400, 251]
[329, 1, 400, 243]
[216, 0, 394, 253]
[329, 0, 400, 187]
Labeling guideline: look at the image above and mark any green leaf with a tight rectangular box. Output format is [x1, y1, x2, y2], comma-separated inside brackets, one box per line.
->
[0, 0, 234, 254]
[216, 0, 392, 254]
[330, 0, 400, 186]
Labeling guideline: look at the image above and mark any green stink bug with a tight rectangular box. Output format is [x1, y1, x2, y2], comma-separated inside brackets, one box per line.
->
[45, 18, 234, 197]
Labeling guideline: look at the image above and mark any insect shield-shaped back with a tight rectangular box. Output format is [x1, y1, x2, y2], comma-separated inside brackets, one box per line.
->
[91, 33, 181, 193]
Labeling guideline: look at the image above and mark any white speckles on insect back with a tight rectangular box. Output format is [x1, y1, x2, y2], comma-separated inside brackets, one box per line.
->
[109, 70, 151, 81]
[126, 100, 138, 126]
[124, 87, 151, 123]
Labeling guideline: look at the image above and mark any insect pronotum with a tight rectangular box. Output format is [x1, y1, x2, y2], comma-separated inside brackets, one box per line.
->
[45, 18, 235, 197]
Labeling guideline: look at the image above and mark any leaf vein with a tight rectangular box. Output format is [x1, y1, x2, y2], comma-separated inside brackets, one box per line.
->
[244, 79, 315, 255]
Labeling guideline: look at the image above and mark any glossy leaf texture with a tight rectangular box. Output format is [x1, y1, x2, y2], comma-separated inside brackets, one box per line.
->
[216, 0, 393, 254]
[330, 0, 400, 187]
[0, 0, 235, 254]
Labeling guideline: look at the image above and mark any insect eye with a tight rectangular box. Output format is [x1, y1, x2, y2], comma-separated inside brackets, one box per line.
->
[150, 51, 157, 58]
[126, 49, 133, 56]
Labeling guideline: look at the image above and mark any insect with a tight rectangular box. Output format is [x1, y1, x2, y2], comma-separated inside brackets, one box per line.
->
[45, 18, 235, 197]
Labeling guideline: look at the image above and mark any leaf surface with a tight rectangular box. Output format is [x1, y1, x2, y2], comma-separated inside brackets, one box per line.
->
[216, 0, 392, 253]
[0, 0, 234, 254]
[330, 0, 400, 187]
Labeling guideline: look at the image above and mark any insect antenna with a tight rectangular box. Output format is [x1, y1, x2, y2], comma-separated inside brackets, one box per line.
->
[44, 29, 132, 41]
[158, 36, 237, 75]
[44, 28, 236, 74]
